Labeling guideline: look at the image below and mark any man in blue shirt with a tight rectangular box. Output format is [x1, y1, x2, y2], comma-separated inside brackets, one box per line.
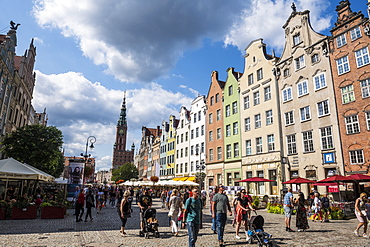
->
[283, 188, 294, 232]
[184, 188, 202, 247]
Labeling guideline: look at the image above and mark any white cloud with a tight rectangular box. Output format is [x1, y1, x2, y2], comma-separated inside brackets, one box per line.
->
[32, 0, 246, 83]
[224, 0, 332, 53]
[32, 70, 193, 169]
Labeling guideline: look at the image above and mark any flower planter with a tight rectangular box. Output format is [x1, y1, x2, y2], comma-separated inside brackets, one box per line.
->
[41, 206, 65, 219]
[0, 207, 6, 220]
[11, 205, 37, 220]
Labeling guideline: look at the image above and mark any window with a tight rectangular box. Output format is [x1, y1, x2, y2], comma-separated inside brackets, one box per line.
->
[267, 134, 275, 152]
[185, 147, 188, 157]
[233, 122, 238, 135]
[350, 150, 364, 164]
[282, 87, 292, 102]
[266, 110, 273, 125]
[311, 54, 319, 64]
[248, 74, 254, 85]
[217, 147, 222, 160]
[297, 80, 308, 97]
[283, 68, 290, 77]
[229, 85, 233, 96]
[361, 79, 370, 98]
[255, 114, 261, 128]
[256, 137, 262, 153]
[225, 105, 230, 117]
[293, 34, 301, 46]
[215, 93, 220, 102]
[245, 140, 252, 155]
[191, 130, 194, 139]
[341, 85, 355, 104]
[367, 112, 370, 130]
[285, 111, 294, 125]
[253, 91, 260, 105]
[232, 101, 238, 114]
[198, 111, 201, 121]
[317, 100, 330, 117]
[226, 124, 231, 137]
[257, 68, 263, 81]
[264, 86, 271, 101]
[244, 118, 250, 131]
[234, 143, 239, 158]
[216, 109, 221, 121]
[350, 26, 362, 41]
[201, 142, 205, 153]
[300, 106, 311, 121]
[210, 96, 214, 105]
[196, 127, 199, 138]
[217, 128, 221, 139]
[226, 144, 231, 159]
[320, 126, 333, 150]
[185, 132, 188, 141]
[193, 113, 197, 123]
[313, 73, 327, 92]
[295, 55, 305, 70]
[355, 47, 370, 68]
[201, 125, 204, 135]
[244, 96, 250, 109]
[303, 131, 314, 152]
[209, 149, 214, 161]
[336, 34, 347, 47]
[190, 146, 194, 155]
[345, 115, 360, 134]
[287, 134, 297, 155]
[209, 131, 213, 142]
[336, 56, 350, 75]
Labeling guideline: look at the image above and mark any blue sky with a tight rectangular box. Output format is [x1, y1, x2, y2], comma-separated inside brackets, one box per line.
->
[0, 0, 367, 171]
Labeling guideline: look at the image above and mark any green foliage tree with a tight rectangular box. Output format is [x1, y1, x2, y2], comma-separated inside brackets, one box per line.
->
[1, 125, 64, 177]
[112, 162, 138, 182]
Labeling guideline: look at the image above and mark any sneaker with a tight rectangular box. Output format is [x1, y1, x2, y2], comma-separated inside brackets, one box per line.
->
[363, 233, 369, 238]
[285, 227, 289, 231]
[297, 229, 302, 232]
[235, 235, 241, 240]
[246, 236, 251, 242]
[288, 228, 295, 232]
[354, 229, 359, 236]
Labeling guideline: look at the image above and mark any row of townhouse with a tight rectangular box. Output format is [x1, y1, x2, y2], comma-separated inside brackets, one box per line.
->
[0, 23, 47, 158]
[136, 1, 370, 196]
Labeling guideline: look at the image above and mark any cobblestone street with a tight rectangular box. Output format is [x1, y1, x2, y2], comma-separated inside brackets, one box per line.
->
[1, 198, 370, 247]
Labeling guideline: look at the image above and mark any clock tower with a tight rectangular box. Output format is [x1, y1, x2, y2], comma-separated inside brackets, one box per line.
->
[112, 92, 135, 169]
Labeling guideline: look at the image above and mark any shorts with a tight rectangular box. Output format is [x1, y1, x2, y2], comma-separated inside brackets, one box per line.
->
[242, 213, 249, 221]
[284, 206, 292, 217]
[322, 207, 331, 213]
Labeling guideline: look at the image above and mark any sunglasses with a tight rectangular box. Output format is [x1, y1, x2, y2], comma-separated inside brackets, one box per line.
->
[194, 191, 199, 193]
[241, 191, 246, 193]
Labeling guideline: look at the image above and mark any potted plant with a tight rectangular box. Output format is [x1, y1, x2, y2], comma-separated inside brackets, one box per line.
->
[40, 201, 66, 219]
[11, 200, 37, 220]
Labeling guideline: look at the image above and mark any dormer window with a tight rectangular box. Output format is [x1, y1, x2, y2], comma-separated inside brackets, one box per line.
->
[293, 34, 301, 46]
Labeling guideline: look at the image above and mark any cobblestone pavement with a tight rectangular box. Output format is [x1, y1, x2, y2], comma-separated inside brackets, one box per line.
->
[1, 198, 370, 247]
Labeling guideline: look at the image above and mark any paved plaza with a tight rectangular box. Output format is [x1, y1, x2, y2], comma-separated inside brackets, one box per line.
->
[0, 198, 370, 247]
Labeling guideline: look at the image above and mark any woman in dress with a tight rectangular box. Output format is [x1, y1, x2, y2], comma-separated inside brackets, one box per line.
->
[168, 188, 183, 236]
[354, 192, 369, 238]
[119, 190, 132, 236]
[85, 189, 95, 222]
[295, 192, 309, 231]
[231, 192, 240, 227]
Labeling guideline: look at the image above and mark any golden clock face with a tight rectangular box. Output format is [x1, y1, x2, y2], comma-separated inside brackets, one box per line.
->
[119, 129, 124, 134]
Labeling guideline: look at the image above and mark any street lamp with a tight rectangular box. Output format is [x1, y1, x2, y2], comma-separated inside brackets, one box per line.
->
[195, 146, 205, 188]
[80, 136, 96, 184]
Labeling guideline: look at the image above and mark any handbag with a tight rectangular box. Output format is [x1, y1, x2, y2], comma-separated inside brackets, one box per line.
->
[168, 208, 174, 217]
[123, 211, 131, 219]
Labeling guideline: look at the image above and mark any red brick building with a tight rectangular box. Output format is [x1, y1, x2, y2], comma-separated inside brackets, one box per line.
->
[329, 0, 370, 174]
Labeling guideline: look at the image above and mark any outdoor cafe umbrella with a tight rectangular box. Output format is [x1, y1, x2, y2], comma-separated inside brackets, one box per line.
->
[316, 175, 354, 201]
[282, 177, 315, 184]
[236, 177, 275, 195]
[347, 173, 370, 182]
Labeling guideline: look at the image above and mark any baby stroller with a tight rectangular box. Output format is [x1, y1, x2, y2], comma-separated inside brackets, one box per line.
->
[139, 208, 160, 238]
[247, 212, 273, 247]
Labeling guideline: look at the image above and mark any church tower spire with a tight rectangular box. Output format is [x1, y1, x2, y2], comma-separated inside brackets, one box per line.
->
[112, 92, 134, 169]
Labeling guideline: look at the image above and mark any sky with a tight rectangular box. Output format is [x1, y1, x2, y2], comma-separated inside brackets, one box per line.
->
[0, 0, 367, 172]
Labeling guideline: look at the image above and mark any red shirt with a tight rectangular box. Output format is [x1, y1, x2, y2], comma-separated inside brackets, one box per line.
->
[77, 193, 85, 205]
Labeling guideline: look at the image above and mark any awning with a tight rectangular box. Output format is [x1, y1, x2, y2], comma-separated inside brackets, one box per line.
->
[172, 177, 182, 181]
[179, 177, 188, 181]
[0, 158, 54, 181]
[186, 176, 196, 181]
